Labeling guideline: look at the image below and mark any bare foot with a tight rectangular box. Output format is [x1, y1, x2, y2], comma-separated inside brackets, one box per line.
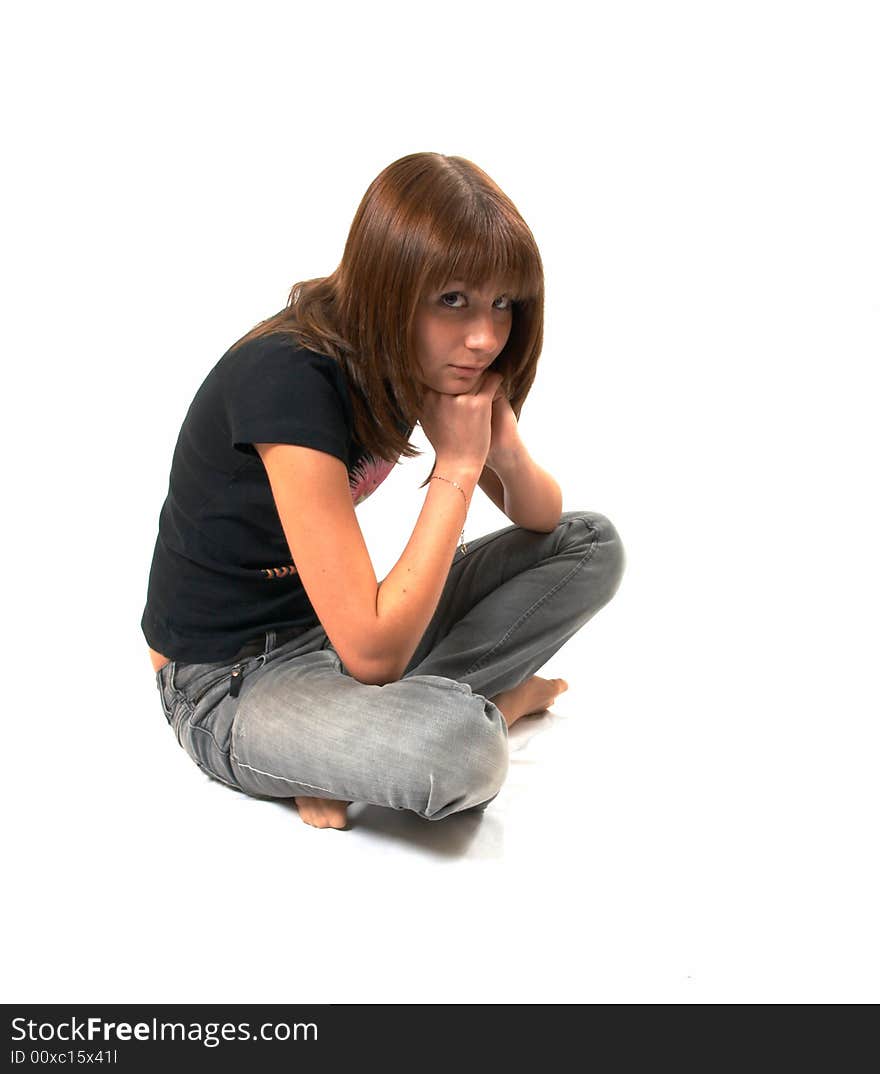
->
[294, 796, 352, 830]
[489, 675, 569, 728]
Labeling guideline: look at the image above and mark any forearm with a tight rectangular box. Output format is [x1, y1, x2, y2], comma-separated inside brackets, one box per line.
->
[492, 446, 562, 533]
[374, 461, 479, 682]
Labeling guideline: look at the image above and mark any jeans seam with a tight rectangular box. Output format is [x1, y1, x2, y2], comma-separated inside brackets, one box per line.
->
[195, 761, 240, 789]
[184, 704, 234, 756]
[462, 516, 599, 677]
[158, 682, 175, 722]
[226, 670, 486, 797]
[229, 749, 347, 798]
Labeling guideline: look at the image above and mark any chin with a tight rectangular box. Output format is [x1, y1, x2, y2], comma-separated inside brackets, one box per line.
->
[422, 375, 461, 395]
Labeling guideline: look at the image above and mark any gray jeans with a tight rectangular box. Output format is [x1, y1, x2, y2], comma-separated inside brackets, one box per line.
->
[154, 509, 626, 820]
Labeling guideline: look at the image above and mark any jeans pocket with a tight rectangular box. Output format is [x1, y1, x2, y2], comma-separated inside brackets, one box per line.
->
[185, 655, 265, 732]
[157, 686, 192, 748]
[157, 670, 187, 728]
[178, 663, 235, 704]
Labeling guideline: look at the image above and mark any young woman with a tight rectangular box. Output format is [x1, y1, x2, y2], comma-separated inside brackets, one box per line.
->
[143, 152, 626, 831]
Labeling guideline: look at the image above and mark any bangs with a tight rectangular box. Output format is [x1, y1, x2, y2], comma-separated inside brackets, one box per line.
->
[422, 212, 542, 304]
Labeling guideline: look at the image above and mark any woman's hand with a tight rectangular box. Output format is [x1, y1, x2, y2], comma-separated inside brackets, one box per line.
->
[420, 371, 504, 472]
[485, 381, 526, 474]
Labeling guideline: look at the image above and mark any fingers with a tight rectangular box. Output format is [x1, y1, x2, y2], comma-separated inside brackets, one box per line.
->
[474, 370, 504, 398]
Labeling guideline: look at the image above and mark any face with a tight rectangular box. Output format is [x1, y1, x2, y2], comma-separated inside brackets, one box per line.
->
[412, 279, 514, 394]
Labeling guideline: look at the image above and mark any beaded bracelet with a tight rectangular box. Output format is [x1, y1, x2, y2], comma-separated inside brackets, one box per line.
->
[429, 474, 470, 555]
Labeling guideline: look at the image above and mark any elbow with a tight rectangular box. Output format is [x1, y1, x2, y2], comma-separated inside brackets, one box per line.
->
[520, 513, 562, 534]
[339, 653, 404, 687]
[537, 501, 564, 533]
[511, 498, 563, 534]
[359, 658, 407, 686]
[357, 671, 403, 687]
[347, 667, 390, 687]
[347, 668, 402, 687]
[332, 622, 407, 686]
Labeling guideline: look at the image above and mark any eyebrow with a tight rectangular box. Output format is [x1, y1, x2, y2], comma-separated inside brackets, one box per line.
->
[443, 282, 509, 295]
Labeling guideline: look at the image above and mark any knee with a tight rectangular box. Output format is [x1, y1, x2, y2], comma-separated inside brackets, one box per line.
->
[388, 677, 510, 821]
[425, 694, 509, 820]
[559, 509, 626, 601]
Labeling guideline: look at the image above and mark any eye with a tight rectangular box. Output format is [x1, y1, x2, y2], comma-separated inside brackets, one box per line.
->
[440, 292, 513, 311]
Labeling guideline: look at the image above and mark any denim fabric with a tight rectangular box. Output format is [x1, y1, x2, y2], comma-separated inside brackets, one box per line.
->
[155, 509, 625, 821]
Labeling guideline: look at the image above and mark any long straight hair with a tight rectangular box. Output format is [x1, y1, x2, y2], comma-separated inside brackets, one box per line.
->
[228, 152, 545, 473]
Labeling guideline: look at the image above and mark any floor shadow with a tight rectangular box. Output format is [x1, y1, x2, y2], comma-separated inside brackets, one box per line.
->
[260, 793, 501, 857]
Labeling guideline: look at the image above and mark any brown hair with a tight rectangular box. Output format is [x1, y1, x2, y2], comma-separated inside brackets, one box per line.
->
[227, 152, 545, 475]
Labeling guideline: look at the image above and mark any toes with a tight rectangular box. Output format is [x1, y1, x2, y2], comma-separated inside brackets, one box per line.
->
[297, 802, 350, 830]
[302, 815, 349, 830]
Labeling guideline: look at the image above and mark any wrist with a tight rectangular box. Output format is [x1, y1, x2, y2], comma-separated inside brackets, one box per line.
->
[486, 443, 531, 483]
[434, 458, 482, 488]
[427, 468, 475, 556]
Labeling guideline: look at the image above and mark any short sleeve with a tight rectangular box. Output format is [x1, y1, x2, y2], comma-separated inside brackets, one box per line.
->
[225, 338, 352, 462]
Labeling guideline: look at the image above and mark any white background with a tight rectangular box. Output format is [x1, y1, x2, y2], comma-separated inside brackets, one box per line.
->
[2, 0, 877, 1003]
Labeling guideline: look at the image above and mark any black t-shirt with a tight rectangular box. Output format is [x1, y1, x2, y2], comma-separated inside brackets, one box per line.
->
[141, 333, 411, 663]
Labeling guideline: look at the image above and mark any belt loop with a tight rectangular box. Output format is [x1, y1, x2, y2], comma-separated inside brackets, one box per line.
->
[264, 630, 275, 656]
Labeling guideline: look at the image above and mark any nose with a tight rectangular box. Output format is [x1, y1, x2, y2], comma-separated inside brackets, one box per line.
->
[465, 311, 509, 355]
